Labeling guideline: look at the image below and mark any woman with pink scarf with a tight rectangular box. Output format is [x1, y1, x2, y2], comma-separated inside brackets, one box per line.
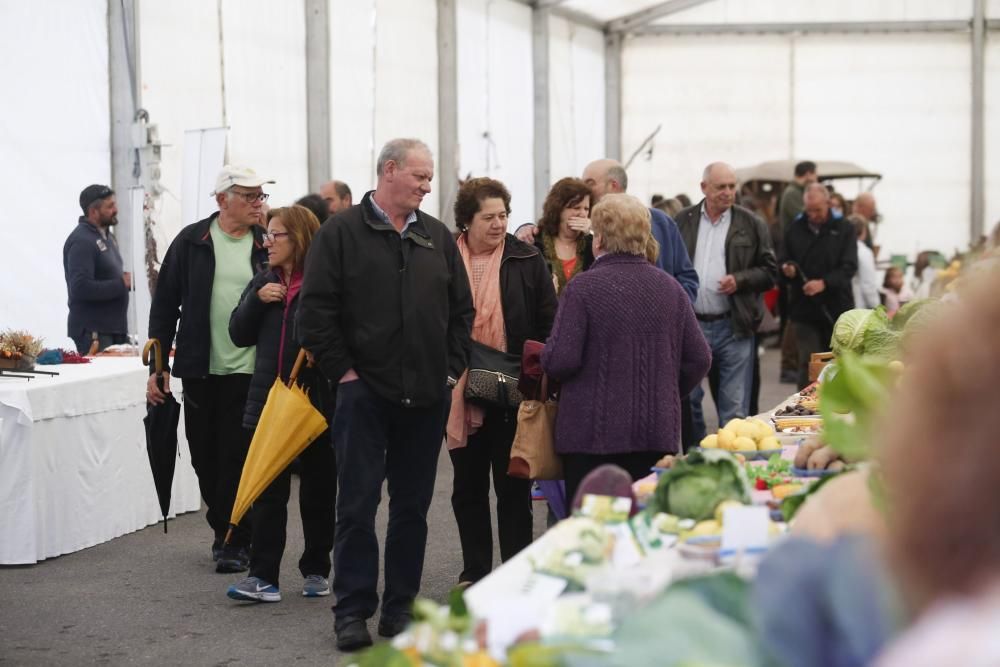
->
[446, 178, 558, 586]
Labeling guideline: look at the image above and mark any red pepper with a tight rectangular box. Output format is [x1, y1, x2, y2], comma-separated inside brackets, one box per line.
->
[755, 478, 769, 490]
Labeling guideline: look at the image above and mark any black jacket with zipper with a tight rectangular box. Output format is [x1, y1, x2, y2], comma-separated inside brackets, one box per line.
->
[780, 212, 858, 326]
[492, 233, 558, 357]
[675, 202, 778, 338]
[297, 191, 475, 408]
[147, 212, 268, 377]
[229, 269, 333, 429]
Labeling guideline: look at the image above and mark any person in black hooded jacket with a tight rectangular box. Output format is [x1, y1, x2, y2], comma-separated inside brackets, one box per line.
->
[224, 205, 336, 603]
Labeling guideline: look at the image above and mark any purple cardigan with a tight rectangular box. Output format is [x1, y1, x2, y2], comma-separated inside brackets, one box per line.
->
[541, 253, 711, 456]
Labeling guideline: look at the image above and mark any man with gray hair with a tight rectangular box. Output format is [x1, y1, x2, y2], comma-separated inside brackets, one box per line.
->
[781, 182, 858, 388]
[146, 165, 272, 573]
[675, 162, 777, 442]
[298, 138, 474, 651]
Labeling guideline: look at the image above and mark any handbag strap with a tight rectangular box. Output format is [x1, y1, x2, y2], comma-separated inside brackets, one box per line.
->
[539, 373, 549, 402]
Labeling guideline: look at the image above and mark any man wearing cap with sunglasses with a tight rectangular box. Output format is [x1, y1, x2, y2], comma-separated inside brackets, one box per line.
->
[147, 165, 271, 573]
[63, 185, 131, 354]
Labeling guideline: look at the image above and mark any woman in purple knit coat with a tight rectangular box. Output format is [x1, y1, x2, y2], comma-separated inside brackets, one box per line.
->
[541, 194, 712, 503]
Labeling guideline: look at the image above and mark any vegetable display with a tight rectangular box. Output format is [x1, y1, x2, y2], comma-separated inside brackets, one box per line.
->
[650, 449, 751, 521]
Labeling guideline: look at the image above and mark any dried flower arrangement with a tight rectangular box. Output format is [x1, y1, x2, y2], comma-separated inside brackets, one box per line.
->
[0, 329, 44, 370]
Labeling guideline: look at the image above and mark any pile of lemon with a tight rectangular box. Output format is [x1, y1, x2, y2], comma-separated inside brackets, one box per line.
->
[700, 417, 780, 452]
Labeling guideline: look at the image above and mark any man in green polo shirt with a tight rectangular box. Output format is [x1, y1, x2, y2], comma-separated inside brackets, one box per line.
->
[147, 165, 272, 572]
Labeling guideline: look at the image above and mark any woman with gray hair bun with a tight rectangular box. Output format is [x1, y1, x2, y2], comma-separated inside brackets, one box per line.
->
[541, 194, 711, 504]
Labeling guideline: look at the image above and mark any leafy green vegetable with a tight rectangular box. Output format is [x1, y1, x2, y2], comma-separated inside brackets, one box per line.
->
[344, 644, 414, 667]
[818, 352, 894, 462]
[830, 307, 901, 360]
[780, 470, 842, 521]
[651, 450, 751, 521]
[890, 298, 934, 330]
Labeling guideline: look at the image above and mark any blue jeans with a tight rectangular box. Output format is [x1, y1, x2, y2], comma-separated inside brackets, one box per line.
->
[689, 317, 754, 442]
[329, 379, 451, 623]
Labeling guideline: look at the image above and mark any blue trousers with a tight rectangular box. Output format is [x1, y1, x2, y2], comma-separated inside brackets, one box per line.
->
[329, 379, 450, 623]
[689, 317, 754, 442]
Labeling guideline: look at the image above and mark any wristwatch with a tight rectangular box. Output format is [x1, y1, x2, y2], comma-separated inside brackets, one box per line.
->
[446, 375, 458, 388]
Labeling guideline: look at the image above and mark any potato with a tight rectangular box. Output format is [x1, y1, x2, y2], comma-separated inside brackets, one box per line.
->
[794, 440, 823, 469]
[733, 421, 757, 439]
[700, 434, 719, 449]
[807, 445, 840, 470]
[717, 428, 737, 450]
[724, 418, 745, 431]
[826, 460, 847, 473]
[751, 419, 774, 440]
[757, 436, 780, 451]
[733, 436, 757, 452]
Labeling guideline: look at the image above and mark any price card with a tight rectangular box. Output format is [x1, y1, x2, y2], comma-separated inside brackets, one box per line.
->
[720, 505, 770, 555]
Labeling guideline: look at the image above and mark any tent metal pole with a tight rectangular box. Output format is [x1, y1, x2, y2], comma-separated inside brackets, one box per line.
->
[971, 0, 985, 243]
[437, 0, 459, 227]
[533, 5, 551, 217]
[605, 31, 623, 161]
[305, 0, 331, 193]
[108, 0, 139, 333]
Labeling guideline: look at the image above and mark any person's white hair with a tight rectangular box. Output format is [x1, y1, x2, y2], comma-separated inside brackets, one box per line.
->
[376, 138, 432, 177]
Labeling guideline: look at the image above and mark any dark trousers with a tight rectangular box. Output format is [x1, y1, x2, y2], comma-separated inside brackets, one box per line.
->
[448, 406, 533, 584]
[562, 451, 662, 510]
[71, 331, 128, 355]
[330, 380, 450, 622]
[182, 374, 253, 548]
[249, 429, 337, 588]
[794, 320, 833, 389]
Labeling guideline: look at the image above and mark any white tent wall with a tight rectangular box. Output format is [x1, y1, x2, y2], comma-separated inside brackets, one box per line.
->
[0, 0, 110, 348]
[456, 0, 536, 228]
[621, 30, 976, 259]
[138, 0, 225, 270]
[548, 16, 605, 191]
[653, 0, 975, 24]
[620, 36, 792, 206]
[329, 0, 440, 217]
[986, 37, 1000, 239]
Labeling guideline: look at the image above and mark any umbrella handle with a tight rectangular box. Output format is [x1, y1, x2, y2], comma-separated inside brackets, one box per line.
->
[288, 349, 308, 388]
[142, 338, 164, 375]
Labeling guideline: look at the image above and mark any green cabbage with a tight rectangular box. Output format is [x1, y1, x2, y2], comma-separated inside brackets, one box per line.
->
[830, 306, 900, 360]
[651, 450, 751, 521]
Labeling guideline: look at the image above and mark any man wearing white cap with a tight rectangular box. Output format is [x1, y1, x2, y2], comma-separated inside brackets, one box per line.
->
[146, 165, 272, 573]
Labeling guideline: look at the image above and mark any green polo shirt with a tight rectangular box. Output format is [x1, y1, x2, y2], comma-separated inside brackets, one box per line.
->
[208, 220, 256, 375]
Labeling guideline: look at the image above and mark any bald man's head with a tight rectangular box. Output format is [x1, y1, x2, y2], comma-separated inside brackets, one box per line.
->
[803, 182, 831, 224]
[582, 159, 628, 205]
[700, 162, 738, 217]
[853, 192, 877, 221]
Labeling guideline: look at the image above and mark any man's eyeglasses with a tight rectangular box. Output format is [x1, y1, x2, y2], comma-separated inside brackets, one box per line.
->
[231, 190, 270, 204]
[263, 231, 289, 243]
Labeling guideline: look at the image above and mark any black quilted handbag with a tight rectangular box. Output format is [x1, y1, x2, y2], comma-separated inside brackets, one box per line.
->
[463, 341, 524, 408]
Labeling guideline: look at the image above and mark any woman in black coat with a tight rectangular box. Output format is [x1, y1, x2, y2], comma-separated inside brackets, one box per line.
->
[445, 178, 558, 586]
[225, 205, 336, 603]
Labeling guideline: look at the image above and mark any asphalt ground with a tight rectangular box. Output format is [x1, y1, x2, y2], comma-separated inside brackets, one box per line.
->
[0, 349, 791, 666]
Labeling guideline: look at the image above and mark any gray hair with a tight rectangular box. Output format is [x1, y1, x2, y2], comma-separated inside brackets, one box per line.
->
[606, 164, 628, 191]
[804, 182, 830, 200]
[376, 138, 432, 177]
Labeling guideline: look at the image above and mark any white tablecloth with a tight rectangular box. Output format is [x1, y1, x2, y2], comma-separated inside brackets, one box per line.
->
[0, 357, 201, 564]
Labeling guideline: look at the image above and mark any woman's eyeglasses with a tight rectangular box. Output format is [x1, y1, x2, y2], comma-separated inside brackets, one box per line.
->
[263, 231, 289, 243]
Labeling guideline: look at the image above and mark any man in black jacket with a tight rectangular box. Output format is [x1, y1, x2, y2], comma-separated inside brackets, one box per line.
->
[146, 165, 271, 572]
[781, 183, 858, 388]
[675, 163, 777, 444]
[63, 184, 131, 354]
[298, 138, 474, 651]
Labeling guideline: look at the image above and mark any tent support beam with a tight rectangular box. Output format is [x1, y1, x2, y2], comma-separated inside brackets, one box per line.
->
[437, 0, 459, 227]
[971, 0, 985, 243]
[634, 20, 974, 36]
[605, 32, 622, 161]
[532, 5, 551, 217]
[608, 0, 716, 34]
[304, 0, 330, 193]
[108, 0, 139, 329]
[510, 0, 603, 31]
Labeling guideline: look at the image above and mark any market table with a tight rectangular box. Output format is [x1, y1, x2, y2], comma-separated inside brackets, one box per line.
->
[0, 357, 200, 564]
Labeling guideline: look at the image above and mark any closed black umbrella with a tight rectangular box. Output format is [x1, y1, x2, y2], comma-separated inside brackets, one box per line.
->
[142, 339, 180, 533]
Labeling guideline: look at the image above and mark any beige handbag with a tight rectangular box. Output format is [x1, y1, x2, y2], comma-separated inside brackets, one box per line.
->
[508, 375, 562, 480]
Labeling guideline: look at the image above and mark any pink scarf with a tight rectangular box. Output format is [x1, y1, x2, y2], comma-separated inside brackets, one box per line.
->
[446, 235, 507, 449]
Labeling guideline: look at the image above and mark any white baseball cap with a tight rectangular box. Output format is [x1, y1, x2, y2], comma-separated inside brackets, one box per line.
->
[211, 165, 275, 195]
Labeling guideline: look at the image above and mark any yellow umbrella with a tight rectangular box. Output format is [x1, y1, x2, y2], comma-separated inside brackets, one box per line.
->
[225, 349, 328, 544]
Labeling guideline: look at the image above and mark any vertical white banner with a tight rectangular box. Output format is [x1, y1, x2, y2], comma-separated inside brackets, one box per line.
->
[181, 127, 228, 227]
[129, 187, 149, 340]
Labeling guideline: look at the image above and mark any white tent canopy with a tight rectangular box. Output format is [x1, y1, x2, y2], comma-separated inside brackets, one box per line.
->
[2, 0, 998, 348]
